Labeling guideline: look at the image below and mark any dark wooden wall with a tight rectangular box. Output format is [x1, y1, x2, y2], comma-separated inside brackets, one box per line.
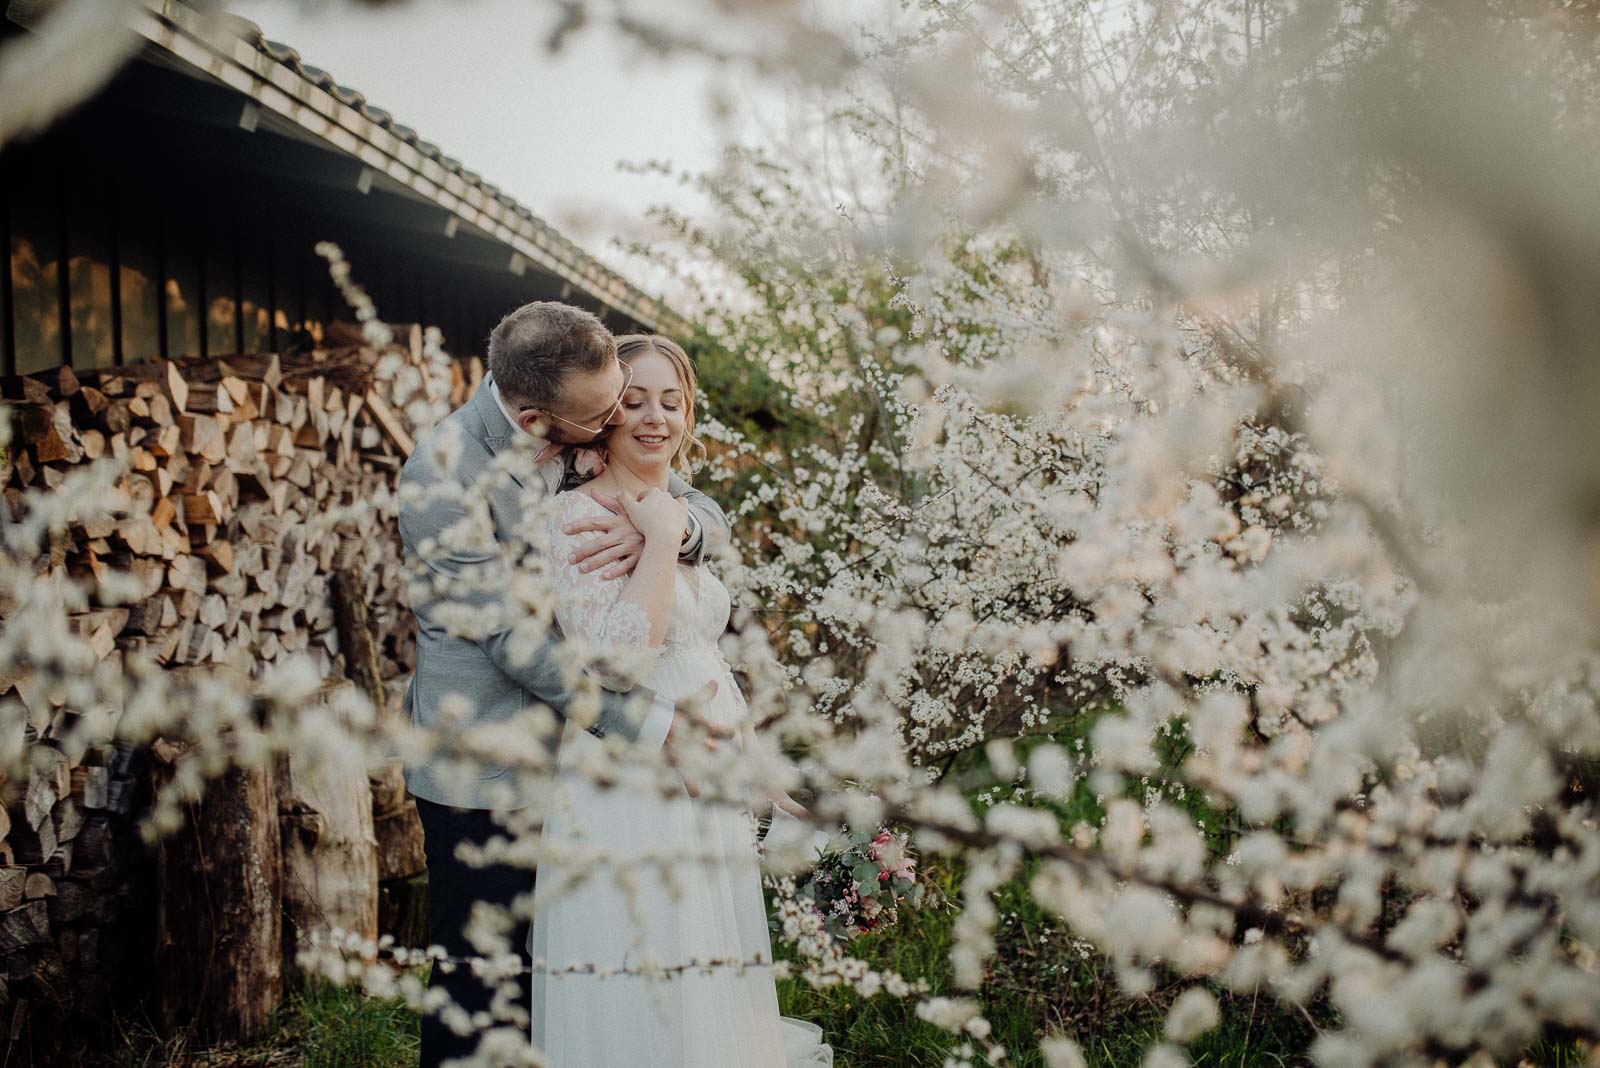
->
[0, 51, 644, 377]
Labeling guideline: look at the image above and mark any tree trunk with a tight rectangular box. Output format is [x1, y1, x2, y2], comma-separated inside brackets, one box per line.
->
[331, 567, 384, 710]
[154, 763, 282, 1044]
[378, 873, 429, 950]
[277, 683, 379, 986]
[372, 791, 426, 883]
[333, 571, 426, 888]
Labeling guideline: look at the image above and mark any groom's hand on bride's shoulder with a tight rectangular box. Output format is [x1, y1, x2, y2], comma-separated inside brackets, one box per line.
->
[562, 491, 646, 579]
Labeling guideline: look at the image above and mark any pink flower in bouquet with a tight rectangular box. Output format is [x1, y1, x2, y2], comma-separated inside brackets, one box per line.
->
[871, 831, 916, 881]
[571, 447, 607, 479]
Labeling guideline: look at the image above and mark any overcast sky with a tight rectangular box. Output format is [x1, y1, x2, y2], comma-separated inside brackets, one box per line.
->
[226, 0, 794, 301]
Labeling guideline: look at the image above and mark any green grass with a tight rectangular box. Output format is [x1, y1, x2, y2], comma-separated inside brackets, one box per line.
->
[770, 717, 1324, 1067]
[772, 720, 1592, 1067]
[288, 978, 421, 1068]
[773, 853, 1321, 1067]
[106, 975, 421, 1068]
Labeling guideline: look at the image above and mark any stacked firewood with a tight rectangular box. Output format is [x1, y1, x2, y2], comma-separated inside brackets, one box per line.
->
[3, 344, 430, 678]
[0, 738, 147, 1050]
[0, 325, 483, 1055]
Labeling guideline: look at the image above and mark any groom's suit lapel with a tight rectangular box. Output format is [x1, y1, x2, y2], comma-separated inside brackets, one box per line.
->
[469, 374, 534, 494]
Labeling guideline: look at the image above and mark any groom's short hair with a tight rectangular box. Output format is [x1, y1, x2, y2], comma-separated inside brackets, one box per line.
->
[487, 302, 617, 409]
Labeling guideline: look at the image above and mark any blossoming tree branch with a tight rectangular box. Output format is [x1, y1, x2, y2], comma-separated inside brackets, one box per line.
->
[4, 0, 1600, 1065]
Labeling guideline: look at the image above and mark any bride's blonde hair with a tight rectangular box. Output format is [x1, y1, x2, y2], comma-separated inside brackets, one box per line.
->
[613, 334, 706, 476]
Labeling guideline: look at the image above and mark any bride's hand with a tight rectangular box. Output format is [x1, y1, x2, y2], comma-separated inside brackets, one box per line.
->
[620, 487, 688, 546]
[564, 491, 645, 579]
[667, 680, 727, 798]
[772, 793, 810, 820]
[666, 680, 731, 748]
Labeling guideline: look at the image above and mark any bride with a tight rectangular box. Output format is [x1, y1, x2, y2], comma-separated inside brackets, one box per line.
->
[528, 334, 832, 1067]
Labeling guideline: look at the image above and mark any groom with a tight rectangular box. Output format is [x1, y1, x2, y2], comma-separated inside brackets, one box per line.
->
[396, 301, 729, 1067]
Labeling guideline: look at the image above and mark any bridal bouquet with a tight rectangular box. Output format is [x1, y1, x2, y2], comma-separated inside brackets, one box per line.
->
[794, 827, 934, 939]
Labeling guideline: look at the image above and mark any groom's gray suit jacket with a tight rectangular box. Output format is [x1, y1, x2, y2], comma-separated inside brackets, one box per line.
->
[397, 375, 729, 810]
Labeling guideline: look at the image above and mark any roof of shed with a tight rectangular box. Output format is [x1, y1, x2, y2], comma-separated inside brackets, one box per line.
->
[130, 1, 683, 334]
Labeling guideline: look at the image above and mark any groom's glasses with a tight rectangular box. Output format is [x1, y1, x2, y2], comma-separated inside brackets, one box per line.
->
[522, 362, 633, 439]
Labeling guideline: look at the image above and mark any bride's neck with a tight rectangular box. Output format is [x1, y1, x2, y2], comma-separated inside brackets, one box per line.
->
[594, 457, 669, 496]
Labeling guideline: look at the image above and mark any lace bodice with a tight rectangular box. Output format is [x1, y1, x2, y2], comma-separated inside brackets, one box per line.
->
[547, 491, 732, 676]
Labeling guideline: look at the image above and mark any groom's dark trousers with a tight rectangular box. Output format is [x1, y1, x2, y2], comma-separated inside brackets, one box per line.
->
[415, 797, 534, 1068]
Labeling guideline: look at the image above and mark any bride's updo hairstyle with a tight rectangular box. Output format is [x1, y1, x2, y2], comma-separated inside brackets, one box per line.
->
[613, 334, 706, 476]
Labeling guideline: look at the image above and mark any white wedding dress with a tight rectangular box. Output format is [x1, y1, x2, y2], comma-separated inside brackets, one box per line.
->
[528, 491, 832, 1068]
